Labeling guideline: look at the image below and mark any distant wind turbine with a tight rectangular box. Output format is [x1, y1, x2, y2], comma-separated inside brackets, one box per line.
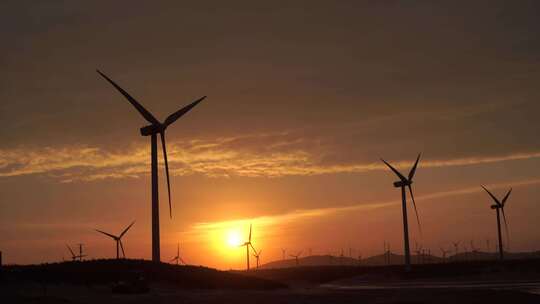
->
[170, 243, 186, 265]
[452, 241, 460, 261]
[470, 240, 478, 261]
[290, 251, 302, 266]
[415, 244, 423, 264]
[383, 241, 391, 265]
[252, 248, 261, 269]
[481, 186, 512, 260]
[97, 70, 205, 263]
[66, 244, 86, 261]
[440, 247, 449, 263]
[95, 221, 135, 259]
[381, 154, 422, 270]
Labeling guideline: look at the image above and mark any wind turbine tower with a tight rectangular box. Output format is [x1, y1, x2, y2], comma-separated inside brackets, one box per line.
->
[241, 224, 254, 270]
[481, 186, 512, 261]
[381, 154, 422, 270]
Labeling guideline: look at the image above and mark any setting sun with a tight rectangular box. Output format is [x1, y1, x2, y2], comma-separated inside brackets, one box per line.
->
[226, 229, 243, 247]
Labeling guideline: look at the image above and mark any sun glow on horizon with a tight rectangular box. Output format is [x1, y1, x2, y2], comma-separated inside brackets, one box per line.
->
[226, 229, 243, 247]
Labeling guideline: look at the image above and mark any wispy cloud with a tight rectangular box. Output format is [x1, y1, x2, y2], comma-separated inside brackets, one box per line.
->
[1, 132, 540, 181]
[184, 178, 540, 240]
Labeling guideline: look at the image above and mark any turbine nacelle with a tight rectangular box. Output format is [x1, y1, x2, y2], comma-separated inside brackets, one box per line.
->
[491, 205, 499, 210]
[393, 180, 412, 188]
[140, 124, 164, 136]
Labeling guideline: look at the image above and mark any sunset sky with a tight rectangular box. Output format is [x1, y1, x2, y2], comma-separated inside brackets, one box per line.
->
[1, 1, 540, 269]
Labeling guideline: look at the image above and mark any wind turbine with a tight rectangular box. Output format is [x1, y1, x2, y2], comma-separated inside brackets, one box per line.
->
[66, 244, 86, 261]
[170, 243, 186, 265]
[95, 221, 135, 259]
[440, 247, 449, 263]
[481, 186, 512, 260]
[383, 241, 391, 265]
[290, 251, 302, 266]
[66, 245, 77, 261]
[97, 70, 205, 263]
[452, 241, 460, 261]
[415, 243, 423, 264]
[381, 154, 422, 270]
[470, 240, 478, 261]
[281, 248, 286, 261]
[252, 248, 261, 269]
[240, 224, 253, 270]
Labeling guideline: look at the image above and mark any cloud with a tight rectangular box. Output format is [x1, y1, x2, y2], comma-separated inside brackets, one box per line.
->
[1, 132, 540, 181]
[184, 178, 540, 240]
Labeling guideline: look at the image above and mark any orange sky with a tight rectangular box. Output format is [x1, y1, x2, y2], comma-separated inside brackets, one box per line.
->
[1, 1, 540, 269]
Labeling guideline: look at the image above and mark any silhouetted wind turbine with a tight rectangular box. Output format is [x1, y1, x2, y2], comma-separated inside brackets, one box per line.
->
[440, 247, 449, 263]
[481, 186, 512, 260]
[170, 243, 185, 265]
[290, 251, 302, 266]
[252, 248, 261, 269]
[66, 245, 77, 261]
[281, 248, 286, 260]
[383, 242, 391, 265]
[97, 70, 205, 263]
[95, 221, 135, 259]
[66, 244, 86, 261]
[415, 244, 423, 264]
[241, 224, 253, 270]
[452, 241, 460, 261]
[77, 243, 85, 261]
[381, 154, 422, 270]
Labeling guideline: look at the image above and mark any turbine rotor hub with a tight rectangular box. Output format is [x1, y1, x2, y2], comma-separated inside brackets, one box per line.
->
[140, 124, 164, 136]
[393, 180, 412, 188]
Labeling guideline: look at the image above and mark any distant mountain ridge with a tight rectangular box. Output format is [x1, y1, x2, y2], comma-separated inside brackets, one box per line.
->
[258, 251, 540, 269]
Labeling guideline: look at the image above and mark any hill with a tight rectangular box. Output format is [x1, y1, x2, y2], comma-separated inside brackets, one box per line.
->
[259, 250, 540, 269]
[0, 259, 286, 290]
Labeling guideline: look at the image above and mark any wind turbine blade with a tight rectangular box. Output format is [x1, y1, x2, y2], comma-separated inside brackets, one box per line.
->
[481, 185, 501, 206]
[66, 245, 75, 257]
[249, 224, 252, 242]
[119, 240, 126, 258]
[164, 96, 206, 127]
[501, 208, 510, 248]
[96, 70, 160, 125]
[180, 257, 186, 265]
[120, 221, 136, 238]
[177, 243, 180, 257]
[160, 132, 172, 219]
[408, 185, 422, 235]
[380, 159, 407, 182]
[408, 153, 421, 180]
[95, 229, 118, 240]
[501, 188, 512, 207]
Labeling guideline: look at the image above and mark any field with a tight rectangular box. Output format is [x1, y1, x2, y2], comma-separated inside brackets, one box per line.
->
[2, 259, 540, 303]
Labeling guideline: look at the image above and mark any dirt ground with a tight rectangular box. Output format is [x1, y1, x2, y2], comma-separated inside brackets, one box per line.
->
[2, 282, 540, 304]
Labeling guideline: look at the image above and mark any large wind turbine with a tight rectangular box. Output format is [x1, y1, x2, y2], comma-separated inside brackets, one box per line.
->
[241, 224, 253, 270]
[481, 186, 512, 260]
[95, 221, 135, 259]
[381, 154, 422, 270]
[97, 70, 205, 263]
